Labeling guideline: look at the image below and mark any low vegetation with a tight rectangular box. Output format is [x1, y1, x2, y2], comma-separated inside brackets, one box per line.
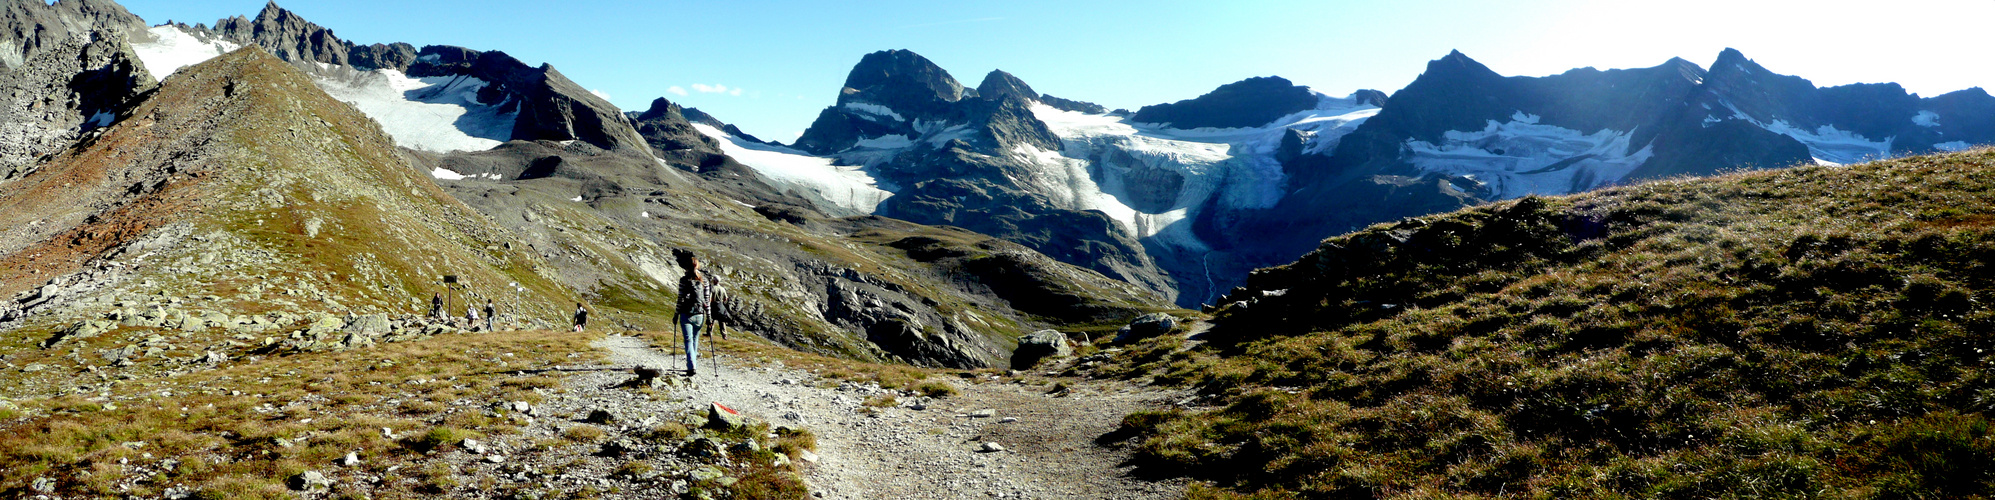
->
[0, 330, 594, 498]
[1111, 150, 1995, 498]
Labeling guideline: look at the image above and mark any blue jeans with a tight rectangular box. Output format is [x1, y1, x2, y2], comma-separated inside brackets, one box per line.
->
[681, 314, 704, 373]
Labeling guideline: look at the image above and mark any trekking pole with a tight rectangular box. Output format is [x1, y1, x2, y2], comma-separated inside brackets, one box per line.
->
[707, 317, 720, 377]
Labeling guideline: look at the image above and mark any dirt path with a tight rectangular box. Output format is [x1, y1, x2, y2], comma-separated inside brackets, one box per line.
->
[591, 335, 1187, 499]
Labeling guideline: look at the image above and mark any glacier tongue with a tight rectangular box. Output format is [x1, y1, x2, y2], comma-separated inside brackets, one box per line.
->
[1405, 118, 1653, 199]
[693, 124, 891, 216]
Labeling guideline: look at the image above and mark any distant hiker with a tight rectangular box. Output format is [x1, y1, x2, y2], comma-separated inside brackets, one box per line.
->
[573, 303, 588, 332]
[429, 293, 443, 319]
[484, 299, 496, 331]
[675, 250, 718, 376]
[466, 304, 480, 332]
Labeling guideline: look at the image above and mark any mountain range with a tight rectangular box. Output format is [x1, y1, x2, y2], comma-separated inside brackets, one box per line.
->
[4, 0, 1993, 368]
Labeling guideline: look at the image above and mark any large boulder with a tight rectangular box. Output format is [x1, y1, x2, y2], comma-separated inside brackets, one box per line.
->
[1011, 329, 1072, 369]
[1115, 313, 1178, 343]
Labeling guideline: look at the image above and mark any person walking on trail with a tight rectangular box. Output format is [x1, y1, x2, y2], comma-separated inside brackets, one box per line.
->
[572, 303, 588, 332]
[466, 303, 480, 332]
[675, 250, 718, 376]
[430, 293, 443, 319]
[484, 299, 496, 332]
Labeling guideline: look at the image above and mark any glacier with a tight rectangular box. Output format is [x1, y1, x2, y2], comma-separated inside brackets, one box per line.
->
[1404, 112, 1652, 200]
[692, 124, 891, 216]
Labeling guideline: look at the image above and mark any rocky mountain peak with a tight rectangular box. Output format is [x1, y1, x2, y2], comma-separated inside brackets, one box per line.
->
[1130, 75, 1318, 129]
[838, 49, 966, 115]
[976, 69, 1039, 102]
[212, 0, 348, 66]
[637, 96, 687, 122]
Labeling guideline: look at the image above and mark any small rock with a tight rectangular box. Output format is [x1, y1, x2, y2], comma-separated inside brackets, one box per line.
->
[1115, 312, 1179, 343]
[462, 439, 486, 454]
[705, 402, 744, 430]
[969, 409, 996, 418]
[511, 401, 533, 414]
[485, 454, 506, 464]
[338, 452, 361, 467]
[998, 417, 1018, 424]
[798, 449, 820, 463]
[586, 408, 617, 425]
[978, 442, 1005, 453]
[729, 440, 762, 455]
[689, 466, 727, 482]
[287, 470, 331, 490]
[681, 437, 725, 458]
[30, 476, 55, 493]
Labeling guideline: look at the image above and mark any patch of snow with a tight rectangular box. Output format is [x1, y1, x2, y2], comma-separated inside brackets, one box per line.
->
[1761, 120, 1892, 166]
[1935, 141, 1973, 152]
[692, 123, 890, 215]
[1404, 118, 1653, 199]
[131, 25, 240, 79]
[1510, 111, 1541, 124]
[640, 211, 650, 218]
[570, 196, 584, 202]
[1913, 110, 1941, 128]
[313, 68, 515, 153]
[842, 102, 906, 122]
[429, 167, 466, 180]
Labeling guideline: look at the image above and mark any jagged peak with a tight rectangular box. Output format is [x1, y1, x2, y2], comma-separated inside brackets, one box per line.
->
[976, 69, 1040, 102]
[1423, 49, 1501, 81]
[637, 97, 682, 121]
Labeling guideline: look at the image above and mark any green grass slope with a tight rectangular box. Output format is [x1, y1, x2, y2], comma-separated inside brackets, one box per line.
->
[1114, 150, 1995, 498]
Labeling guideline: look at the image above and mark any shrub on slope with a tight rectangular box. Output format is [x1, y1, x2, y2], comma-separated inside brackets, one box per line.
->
[1120, 150, 1995, 498]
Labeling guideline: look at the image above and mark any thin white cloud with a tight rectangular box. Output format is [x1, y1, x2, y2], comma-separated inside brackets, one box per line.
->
[730, 88, 742, 96]
[588, 89, 611, 100]
[691, 83, 728, 93]
[666, 86, 688, 96]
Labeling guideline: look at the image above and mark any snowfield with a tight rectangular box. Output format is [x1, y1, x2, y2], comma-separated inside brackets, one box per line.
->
[1404, 112, 1653, 199]
[131, 25, 240, 79]
[692, 124, 891, 216]
[314, 69, 516, 154]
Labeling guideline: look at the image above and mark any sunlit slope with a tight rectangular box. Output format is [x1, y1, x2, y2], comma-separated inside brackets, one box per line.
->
[1116, 149, 1995, 498]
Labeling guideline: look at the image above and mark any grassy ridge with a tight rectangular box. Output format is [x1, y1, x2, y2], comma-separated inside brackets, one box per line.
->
[1118, 150, 1995, 498]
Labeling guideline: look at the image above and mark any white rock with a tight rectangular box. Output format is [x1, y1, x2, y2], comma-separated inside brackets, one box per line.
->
[978, 442, 1005, 453]
[998, 417, 1018, 424]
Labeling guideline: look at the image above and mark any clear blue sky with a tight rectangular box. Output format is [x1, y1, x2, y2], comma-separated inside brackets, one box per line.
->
[120, 0, 1995, 142]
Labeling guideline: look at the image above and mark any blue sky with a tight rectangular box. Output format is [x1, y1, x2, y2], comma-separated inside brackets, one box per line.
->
[120, 0, 1995, 142]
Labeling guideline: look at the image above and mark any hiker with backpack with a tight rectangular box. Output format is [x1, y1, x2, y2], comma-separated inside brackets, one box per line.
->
[675, 250, 719, 376]
[573, 303, 588, 332]
[484, 299, 496, 331]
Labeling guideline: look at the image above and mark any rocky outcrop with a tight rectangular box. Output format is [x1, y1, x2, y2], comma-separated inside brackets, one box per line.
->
[0, 0, 149, 71]
[212, 1, 348, 66]
[346, 42, 415, 71]
[0, 29, 155, 177]
[1131, 76, 1318, 129]
[1038, 94, 1107, 114]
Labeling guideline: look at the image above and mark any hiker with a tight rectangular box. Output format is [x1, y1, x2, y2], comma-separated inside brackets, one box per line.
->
[429, 293, 443, 319]
[675, 250, 717, 376]
[466, 303, 480, 332]
[484, 299, 496, 331]
[572, 303, 588, 332]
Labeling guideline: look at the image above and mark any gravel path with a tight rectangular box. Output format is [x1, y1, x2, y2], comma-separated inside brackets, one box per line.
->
[592, 335, 1187, 499]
